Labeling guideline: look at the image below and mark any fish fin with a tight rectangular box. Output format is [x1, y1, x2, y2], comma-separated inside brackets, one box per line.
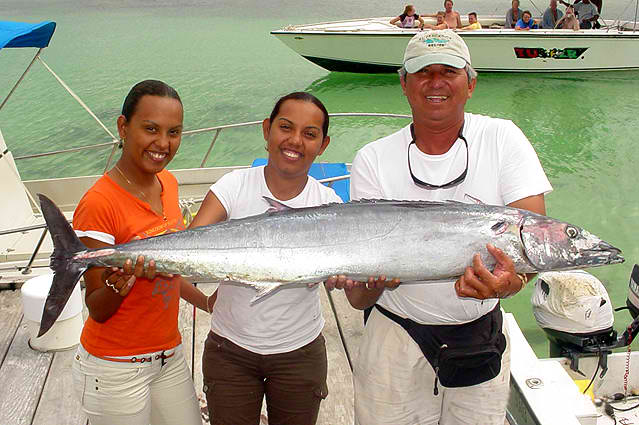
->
[37, 194, 87, 337]
[248, 281, 284, 303]
[263, 196, 293, 213]
[491, 220, 509, 235]
[462, 194, 485, 204]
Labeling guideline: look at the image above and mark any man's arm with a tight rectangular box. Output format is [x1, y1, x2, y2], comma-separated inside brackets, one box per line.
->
[508, 193, 546, 215]
[455, 194, 546, 299]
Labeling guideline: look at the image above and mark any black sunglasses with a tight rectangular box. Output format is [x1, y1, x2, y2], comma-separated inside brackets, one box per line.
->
[407, 123, 468, 190]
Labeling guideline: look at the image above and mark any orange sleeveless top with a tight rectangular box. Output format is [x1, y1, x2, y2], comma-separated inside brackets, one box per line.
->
[73, 169, 185, 356]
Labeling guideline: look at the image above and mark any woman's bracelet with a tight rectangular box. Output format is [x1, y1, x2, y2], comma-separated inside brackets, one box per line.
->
[516, 273, 529, 290]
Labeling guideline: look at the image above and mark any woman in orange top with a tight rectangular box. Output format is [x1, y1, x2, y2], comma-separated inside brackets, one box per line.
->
[71, 80, 210, 425]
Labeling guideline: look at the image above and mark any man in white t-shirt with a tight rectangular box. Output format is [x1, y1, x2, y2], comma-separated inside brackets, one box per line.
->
[560, 0, 599, 28]
[347, 29, 552, 425]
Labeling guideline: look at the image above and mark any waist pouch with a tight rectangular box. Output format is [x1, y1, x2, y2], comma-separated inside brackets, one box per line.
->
[374, 303, 506, 393]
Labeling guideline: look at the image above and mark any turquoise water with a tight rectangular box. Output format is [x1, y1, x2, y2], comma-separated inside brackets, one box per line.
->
[2, 0, 639, 357]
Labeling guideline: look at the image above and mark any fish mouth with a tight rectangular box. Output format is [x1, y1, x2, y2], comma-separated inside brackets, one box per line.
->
[580, 242, 625, 266]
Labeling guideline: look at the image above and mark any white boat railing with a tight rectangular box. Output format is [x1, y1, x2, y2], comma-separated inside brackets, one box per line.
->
[13, 112, 412, 173]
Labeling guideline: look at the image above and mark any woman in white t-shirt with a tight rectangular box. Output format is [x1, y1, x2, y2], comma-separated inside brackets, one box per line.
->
[190, 92, 342, 425]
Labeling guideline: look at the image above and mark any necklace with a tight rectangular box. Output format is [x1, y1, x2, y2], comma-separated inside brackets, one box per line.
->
[113, 164, 166, 220]
[114, 164, 148, 200]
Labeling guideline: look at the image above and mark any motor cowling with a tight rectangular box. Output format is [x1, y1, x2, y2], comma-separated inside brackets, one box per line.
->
[532, 270, 615, 357]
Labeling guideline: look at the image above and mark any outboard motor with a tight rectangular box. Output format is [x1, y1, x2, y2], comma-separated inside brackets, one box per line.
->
[533, 270, 615, 358]
[625, 264, 639, 319]
[532, 265, 639, 376]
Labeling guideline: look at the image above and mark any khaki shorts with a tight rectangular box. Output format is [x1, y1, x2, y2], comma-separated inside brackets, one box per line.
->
[72, 344, 201, 425]
[202, 331, 328, 425]
[354, 308, 511, 425]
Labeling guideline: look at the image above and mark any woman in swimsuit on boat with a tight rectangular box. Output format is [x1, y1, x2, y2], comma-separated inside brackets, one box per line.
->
[71, 79, 210, 425]
[390, 4, 425, 29]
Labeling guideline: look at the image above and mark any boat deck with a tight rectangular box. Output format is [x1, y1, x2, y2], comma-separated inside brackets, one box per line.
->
[0, 282, 364, 425]
[4, 281, 635, 425]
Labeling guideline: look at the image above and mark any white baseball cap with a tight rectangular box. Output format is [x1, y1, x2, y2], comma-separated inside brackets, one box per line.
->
[403, 29, 472, 73]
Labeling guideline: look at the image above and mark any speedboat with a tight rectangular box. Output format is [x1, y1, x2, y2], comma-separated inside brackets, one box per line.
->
[271, 13, 639, 73]
[2, 19, 639, 425]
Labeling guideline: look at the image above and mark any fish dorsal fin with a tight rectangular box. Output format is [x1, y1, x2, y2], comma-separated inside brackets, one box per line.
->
[263, 196, 293, 213]
[463, 194, 485, 204]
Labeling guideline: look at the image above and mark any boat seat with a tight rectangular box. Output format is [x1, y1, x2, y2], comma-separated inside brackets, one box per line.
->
[251, 159, 350, 202]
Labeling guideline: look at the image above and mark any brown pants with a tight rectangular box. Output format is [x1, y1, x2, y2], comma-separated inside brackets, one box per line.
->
[202, 331, 328, 425]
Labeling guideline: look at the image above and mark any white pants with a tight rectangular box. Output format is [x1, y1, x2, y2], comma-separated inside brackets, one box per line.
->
[72, 344, 201, 425]
[353, 308, 511, 425]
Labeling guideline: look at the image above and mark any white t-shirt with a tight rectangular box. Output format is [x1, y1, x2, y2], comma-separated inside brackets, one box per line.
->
[574, 2, 598, 22]
[209, 166, 343, 354]
[350, 112, 553, 325]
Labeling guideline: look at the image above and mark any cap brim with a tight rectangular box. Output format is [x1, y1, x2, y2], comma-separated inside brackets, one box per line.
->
[404, 53, 467, 73]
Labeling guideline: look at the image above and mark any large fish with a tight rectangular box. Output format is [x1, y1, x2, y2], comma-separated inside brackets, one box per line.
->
[37, 194, 623, 336]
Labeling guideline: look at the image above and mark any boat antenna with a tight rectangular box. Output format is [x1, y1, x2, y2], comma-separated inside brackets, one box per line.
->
[634, 0, 638, 32]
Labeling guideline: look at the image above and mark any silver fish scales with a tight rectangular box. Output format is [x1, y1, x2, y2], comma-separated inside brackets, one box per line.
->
[37, 194, 623, 337]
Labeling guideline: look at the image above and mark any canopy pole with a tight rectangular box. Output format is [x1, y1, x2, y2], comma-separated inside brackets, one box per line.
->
[37, 57, 119, 143]
[0, 48, 43, 113]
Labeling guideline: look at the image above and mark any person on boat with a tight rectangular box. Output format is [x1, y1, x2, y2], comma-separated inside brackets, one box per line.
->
[505, 0, 523, 28]
[559, 0, 599, 28]
[459, 12, 482, 30]
[442, 0, 462, 28]
[555, 5, 580, 29]
[542, 0, 564, 28]
[423, 11, 450, 30]
[515, 10, 540, 30]
[346, 29, 552, 425]
[70, 80, 210, 425]
[574, 0, 602, 14]
[190, 92, 347, 425]
[390, 5, 425, 29]
[425, 0, 461, 29]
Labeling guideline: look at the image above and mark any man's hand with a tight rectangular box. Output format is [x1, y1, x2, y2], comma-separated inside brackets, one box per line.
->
[454, 244, 525, 299]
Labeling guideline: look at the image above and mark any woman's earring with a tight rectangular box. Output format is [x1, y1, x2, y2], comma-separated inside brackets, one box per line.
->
[118, 137, 125, 149]
[264, 143, 268, 152]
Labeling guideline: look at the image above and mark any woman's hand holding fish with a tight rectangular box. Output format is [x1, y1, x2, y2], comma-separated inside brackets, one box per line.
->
[102, 255, 144, 296]
[455, 244, 525, 299]
[324, 275, 400, 291]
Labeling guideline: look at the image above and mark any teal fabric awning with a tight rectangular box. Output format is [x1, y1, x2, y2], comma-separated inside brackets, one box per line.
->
[0, 21, 56, 50]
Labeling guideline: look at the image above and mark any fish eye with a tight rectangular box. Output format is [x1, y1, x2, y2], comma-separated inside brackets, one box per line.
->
[565, 226, 579, 238]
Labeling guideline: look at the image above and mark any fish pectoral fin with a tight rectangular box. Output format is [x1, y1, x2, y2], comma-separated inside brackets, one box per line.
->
[248, 281, 284, 303]
[263, 196, 293, 213]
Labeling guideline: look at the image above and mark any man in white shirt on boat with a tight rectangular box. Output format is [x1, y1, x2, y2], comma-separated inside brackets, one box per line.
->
[560, 0, 599, 28]
[542, 0, 564, 28]
[346, 29, 551, 425]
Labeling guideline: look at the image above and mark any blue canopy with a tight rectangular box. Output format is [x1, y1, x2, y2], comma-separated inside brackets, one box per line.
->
[0, 21, 56, 50]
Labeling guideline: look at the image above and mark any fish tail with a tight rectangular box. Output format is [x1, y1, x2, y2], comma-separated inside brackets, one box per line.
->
[37, 194, 87, 337]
